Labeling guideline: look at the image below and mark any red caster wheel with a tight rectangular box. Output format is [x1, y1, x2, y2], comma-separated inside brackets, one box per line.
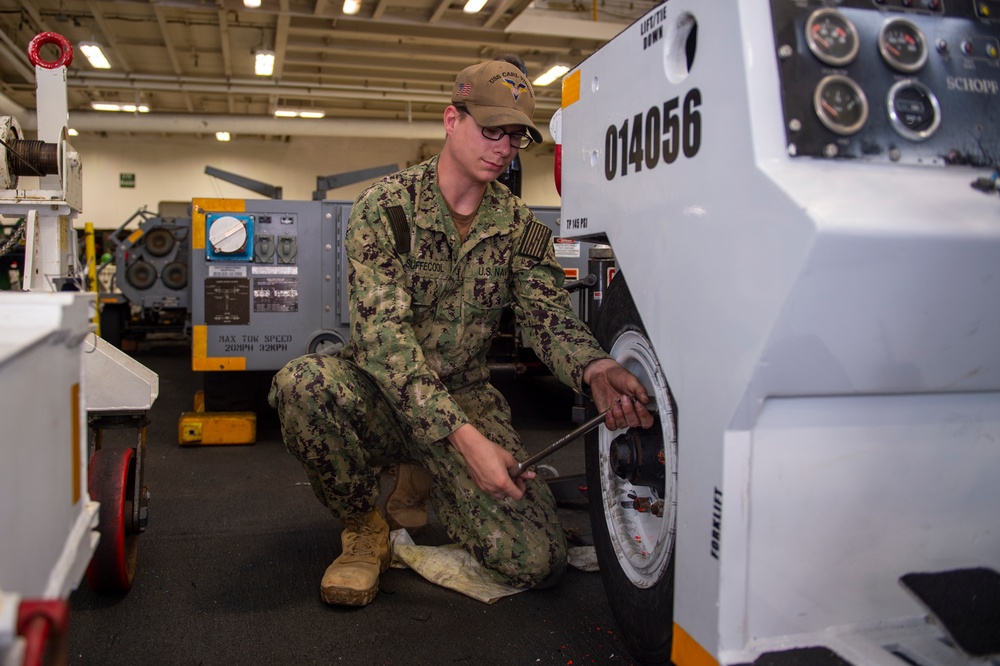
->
[86, 447, 140, 592]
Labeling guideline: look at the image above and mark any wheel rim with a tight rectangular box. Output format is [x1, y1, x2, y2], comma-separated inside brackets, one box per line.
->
[598, 329, 677, 588]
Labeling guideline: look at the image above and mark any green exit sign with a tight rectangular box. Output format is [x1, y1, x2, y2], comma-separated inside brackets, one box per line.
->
[120, 173, 135, 188]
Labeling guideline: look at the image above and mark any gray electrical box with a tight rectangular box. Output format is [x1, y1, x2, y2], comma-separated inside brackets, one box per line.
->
[191, 198, 353, 372]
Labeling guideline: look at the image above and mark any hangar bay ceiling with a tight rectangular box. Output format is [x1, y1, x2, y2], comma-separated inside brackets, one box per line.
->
[0, 0, 660, 138]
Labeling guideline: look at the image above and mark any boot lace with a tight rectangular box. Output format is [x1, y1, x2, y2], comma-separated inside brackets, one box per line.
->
[344, 520, 381, 558]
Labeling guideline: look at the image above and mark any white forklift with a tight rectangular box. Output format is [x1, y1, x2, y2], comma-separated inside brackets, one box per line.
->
[558, 1, 1000, 665]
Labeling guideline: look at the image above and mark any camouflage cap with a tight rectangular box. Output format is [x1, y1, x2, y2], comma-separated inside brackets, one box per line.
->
[451, 60, 542, 145]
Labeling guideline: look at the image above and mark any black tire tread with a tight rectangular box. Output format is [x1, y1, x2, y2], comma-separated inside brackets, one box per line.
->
[586, 272, 674, 666]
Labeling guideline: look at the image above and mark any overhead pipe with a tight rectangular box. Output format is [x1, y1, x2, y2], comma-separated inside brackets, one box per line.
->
[0, 76, 555, 140]
[18, 111, 453, 140]
[69, 71, 455, 106]
[65, 71, 561, 112]
[0, 89, 25, 119]
[0, 81, 446, 138]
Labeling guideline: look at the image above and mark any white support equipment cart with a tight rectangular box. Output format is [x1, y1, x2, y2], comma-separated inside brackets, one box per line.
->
[0, 294, 96, 666]
[0, 33, 158, 665]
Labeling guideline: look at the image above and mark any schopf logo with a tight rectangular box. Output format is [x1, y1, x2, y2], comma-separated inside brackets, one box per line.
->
[946, 76, 999, 94]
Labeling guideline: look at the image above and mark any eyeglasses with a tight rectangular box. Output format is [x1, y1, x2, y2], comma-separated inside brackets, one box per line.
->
[455, 105, 532, 149]
[480, 126, 533, 149]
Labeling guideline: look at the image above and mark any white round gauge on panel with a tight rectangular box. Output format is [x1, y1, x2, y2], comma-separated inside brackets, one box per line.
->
[887, 79, 941, 141]
[209, 215, 248, 254]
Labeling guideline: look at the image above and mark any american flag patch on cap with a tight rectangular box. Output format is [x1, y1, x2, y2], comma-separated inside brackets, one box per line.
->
[458, 82, 471, 96]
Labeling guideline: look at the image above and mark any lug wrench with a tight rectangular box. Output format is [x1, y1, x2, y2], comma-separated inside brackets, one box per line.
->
[508, 399, 657, 478]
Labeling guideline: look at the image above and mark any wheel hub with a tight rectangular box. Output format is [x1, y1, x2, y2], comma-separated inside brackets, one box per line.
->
[609, 419, 665, 488]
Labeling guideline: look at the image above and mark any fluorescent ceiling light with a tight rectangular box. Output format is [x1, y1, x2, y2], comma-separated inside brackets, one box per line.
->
[243, 0, 261, 7]
[91, 102, 149, 112]
[79, 42, 111, 69]
[343, 0, 361, 14]
[463, 0, 487, 12]
[274, 108, 326, 119]
[216, 131, 231, 142]
[533, 64, 570, 87]
[505, 9, 626, 41]
[254, 49, 275, 76]
[68, 128, 79, 136]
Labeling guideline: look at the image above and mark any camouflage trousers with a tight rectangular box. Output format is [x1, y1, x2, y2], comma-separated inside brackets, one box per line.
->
[268, 353, 567, 589]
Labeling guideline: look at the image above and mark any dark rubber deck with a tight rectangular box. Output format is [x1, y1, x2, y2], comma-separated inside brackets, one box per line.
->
[68, 340, 638, 665]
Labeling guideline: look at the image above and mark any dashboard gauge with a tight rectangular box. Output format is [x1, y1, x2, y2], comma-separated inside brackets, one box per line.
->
[805, 8, 860, 66]
[878, 18, 928, 73]
[886, 79, 941, 141]
[814, 75, 869, 135]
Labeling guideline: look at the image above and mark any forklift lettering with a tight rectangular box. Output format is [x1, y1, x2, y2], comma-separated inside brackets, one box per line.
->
[604, 88, 702, 181]
[711, 486, 723, 560]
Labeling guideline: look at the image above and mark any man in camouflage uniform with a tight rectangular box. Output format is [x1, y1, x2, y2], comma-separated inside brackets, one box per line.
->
[269, 57, 654, 607]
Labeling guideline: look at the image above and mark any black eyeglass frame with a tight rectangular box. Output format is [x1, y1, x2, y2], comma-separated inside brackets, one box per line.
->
[453, 104, 533, 149]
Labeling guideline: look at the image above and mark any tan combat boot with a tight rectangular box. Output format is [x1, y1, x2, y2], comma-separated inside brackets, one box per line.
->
[320, 508, 391, 606]
[385, 464, 434, 532]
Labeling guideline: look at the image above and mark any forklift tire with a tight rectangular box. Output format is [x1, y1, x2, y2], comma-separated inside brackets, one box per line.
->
[586, 273, 675, 666]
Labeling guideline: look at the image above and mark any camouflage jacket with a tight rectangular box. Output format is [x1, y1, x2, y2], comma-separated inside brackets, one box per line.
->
[341, 156, 610, 446]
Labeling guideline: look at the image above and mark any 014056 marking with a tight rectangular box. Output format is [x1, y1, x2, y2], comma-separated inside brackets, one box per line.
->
[604, 88, 702, 181]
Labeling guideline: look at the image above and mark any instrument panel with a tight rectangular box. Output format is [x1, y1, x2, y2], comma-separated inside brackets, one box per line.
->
[771, 0, 1000, 165]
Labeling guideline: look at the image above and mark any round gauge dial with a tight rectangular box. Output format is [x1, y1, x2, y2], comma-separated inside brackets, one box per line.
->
[886, 79, 941, 141]
[878, 18, 928, 73]
[806, 8, 860, 66]
[208, 215, 249, 254]
[814, 75, 869, 135]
